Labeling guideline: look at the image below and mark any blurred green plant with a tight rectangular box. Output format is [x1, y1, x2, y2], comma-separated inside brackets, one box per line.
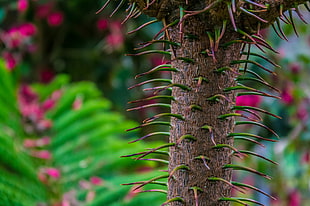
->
[0, 61, 166, 205]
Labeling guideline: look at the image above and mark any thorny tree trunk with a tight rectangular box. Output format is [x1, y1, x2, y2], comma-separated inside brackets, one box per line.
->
[125, 0, 309, 205]
[162, 1, 308, 205]
[167, 15, 242, 206]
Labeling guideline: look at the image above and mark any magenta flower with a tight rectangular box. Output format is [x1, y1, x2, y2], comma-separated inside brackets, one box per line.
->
[90, 176, 103, 185]
[35, 3, 53, 19]
[36, 136, 51, 147]
[17, 0, 28, 12]
[45, 168, 61, 179]
[39, 69, 55, 83]
[42, 99, 55, 111]
[106, 33, 124, 48]
[2, 52, 17, 70]
[72, 97, 83, 110]
[47, 12, 64, 27]
[37, 119, 53, 131]
[289, 62, 301, 74]
[301, 151, 310, 164]
[1, 28, 22, 48]
[24, 139, 37, 148]
[19, 23, 37, 37]
[281, 87, 294, 105]
[24, 137, 50, 147]
[289, 190, 301, 206]
[96, 18, 108, 31]
[296, 104, 308, 121]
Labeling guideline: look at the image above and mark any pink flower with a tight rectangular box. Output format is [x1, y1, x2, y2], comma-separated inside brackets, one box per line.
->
[42, 99, 55, 111]
[46, 168, 61, 179]
[24, 137, 50, 147]
[281, 87, 294, 105]
[2, 52, 17, 70]
[47, 12, 64, 27]
[289, 62, 301, 74]
[19, 84, 37, 103]
[51, 90, 62, 100]
[17, 0, 28, 12]
[90, 176, 103, 185]
[39, 69, 55, 83]
[36, 136, 51, 147]
[31, 150, 52, 159]
[106, 33, 124, 48]
[37, 119, 53, 131]
[24, 139, 37, 147]
[301, 151, 310, 164]
[236, 95, 262, 107]
[72, 97, 83, 110]
[19, 23, 37, 37]
[2, 27, 22, 48]
[296, 105, 308, 121]
[289, 190, 301, 206]
[96, 19, 108, 31]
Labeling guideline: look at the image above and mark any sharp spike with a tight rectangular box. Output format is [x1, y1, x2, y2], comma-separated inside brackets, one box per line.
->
[223, 164, 272, 180]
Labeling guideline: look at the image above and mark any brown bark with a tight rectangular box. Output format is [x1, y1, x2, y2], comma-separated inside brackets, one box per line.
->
[167, 14, 242, 205]
[129, 0, 309, 205]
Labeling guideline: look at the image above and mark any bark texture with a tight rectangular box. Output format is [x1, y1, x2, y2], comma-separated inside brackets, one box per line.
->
[167, 14, 242, 206]
[129, 0, 309, 205]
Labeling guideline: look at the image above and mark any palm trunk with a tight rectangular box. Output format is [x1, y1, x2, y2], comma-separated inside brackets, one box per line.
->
[167, 15, 242, 205]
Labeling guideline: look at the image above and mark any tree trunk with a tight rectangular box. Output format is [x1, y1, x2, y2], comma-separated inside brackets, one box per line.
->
[125, 0, 309, 205]
[167, 13, 242, 205]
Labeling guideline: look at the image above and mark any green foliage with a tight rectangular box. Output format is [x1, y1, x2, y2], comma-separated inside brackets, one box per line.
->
[0, 62, 166, 205]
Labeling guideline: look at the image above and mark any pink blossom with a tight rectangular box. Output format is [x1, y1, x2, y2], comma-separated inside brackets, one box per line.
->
[31, 150, 52, 159]
[289, 62, 301, 74]
[19, 84, 37, 104]
[36, 136, 51, 147]
[37, 119, 53, 131]
[61, 202, 70, 206]
[24, 137, 50, 147]
[24, 139, 37, 147]
[96, 19, 108, 31]
[42, 99, 55, 111]
[281, 87, 294, 105]
[106, 33, 124, 48]
[79, 180, 91, 189]
[46, 168, 61, 179]
[236, 95, 262, 107]
[2, 27, 22, 48]
[90, 176, 103, 185]
[2, 52, 17, 70]
[301, 151, 310, 164]
[19, 23, 37, 37]
[38, 172, 48, 183]
[47, 12, 64, 27]
[72, 97, 83, 110]
[17, 0, 28, 12]
[288, 190, 301, 206]
[86, 191, 96, 202]
[296, 105, 308, 121]
[39, 69, 55, 83]
[51, 90, 62, 100]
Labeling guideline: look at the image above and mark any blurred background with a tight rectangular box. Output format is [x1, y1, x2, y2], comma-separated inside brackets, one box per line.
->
[0, 0, 309, 205]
